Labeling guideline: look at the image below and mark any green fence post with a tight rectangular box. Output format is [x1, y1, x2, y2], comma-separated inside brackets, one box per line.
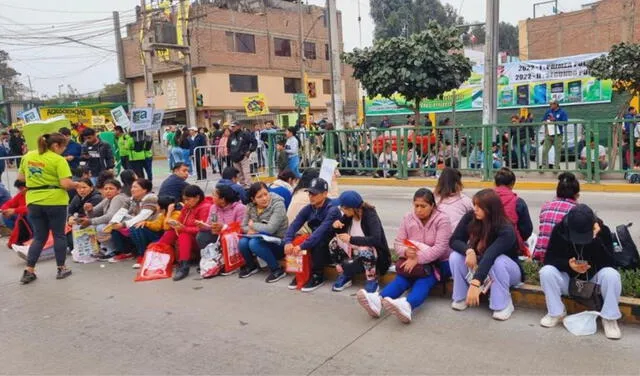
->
[267, 133, 275, 177]
[400, 127, 408, 180]
[482, 124, 492, 181]
[594, 123, 601, 184]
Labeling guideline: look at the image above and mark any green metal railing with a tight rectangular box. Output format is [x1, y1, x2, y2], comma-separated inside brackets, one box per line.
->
[266, 120, 635, 183]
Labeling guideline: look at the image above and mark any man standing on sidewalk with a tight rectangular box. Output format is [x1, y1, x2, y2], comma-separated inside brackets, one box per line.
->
[227, 121, 255, 188]
[541, 99, 568, 169]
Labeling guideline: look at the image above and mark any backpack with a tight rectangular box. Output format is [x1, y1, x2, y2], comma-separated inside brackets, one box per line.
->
[626, 172, 640, 184]
[610, 223, 639, 269]
[247, 131, 258, 153]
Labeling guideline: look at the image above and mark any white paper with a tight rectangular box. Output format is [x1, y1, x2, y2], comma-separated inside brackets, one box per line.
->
[319, 158, 339, 183]
[110, 106, 131, 129]
[21, 108, 41, 123]
[130, 108, 154, 132]
[546, 123, 556, 136]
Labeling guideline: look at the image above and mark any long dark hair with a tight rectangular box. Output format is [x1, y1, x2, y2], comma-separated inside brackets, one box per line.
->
[468, 189, 509, 254]
[293, 168, 319, 194]
[556, 172, 580, 199]
[434, 167, 463, 201]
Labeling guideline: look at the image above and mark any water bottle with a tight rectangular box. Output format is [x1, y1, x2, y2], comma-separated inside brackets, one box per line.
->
[613, 241, 623, 253]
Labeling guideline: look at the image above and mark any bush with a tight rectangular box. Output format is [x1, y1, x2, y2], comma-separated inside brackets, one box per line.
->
[620, 269, 640, 298]
[523, 259, 541, 285]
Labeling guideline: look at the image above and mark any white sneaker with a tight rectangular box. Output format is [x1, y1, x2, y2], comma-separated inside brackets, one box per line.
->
[132, 263, 141, 269]
[356, 289, 381, 318]
[451, 300, 468, 311]
[540, 311, 566, 328]
[492, 302, 515, 321]
[602, 319, 622, 340]
[382, 297, 412, 324]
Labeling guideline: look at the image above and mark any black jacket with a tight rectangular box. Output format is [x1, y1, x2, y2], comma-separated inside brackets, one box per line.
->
[81, 140, 115, 176]
[68, 189, 103, 217]
[544, 217, 616, 278]
[334, 206, 392, 275]
[228, 130, 255, 163]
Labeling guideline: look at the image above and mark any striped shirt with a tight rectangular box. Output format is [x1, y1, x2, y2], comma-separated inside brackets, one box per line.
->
[533, 198, 577, 261]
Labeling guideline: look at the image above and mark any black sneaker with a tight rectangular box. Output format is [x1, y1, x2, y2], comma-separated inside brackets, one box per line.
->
[301, 274, 325, 292]
[239, 265, 259, 279]
[56, 267, 72, 280]
[287, 277, 298, 290]
[265, 268, 287, 283]
[20, 270, 37, 284]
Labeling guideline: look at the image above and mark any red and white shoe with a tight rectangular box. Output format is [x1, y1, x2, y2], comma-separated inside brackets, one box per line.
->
[132, 257, 144, 269]
[108, 253, 134, 263]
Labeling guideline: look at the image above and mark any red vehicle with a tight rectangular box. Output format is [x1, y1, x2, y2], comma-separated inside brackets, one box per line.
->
[372, 125, 437, 154]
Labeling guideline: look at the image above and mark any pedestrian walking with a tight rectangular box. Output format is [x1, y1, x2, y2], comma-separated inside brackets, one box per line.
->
[228, 121, 256, 188]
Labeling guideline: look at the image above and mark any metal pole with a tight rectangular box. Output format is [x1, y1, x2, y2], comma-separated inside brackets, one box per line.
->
[141, 0, 154, 108]
[181, 0, 197, 127]
[298, 0, 306, 109]
[327, 0, 344, 130]
[326, 0, 337, 126]
[482, 0, 499, 179]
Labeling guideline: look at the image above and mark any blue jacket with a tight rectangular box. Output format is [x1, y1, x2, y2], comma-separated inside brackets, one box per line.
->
[217, 179, 248, 204]
[63, 140, 82, 169]
[269, 186, 292, 209]
[624, 112, 637, 135]
[284, 198, 341, 250]
[541, 107, 568, 134]
[158, 174, 189, 201]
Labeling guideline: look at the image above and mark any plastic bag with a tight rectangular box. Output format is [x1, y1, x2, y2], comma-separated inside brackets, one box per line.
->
[200, 241, 223, 279]
[135, 242, 175, 282]
[71, 225, 100, 264]
[290, 234, 311, 290]
[220, 222, 244, 274]
[563, 311, 601, 336]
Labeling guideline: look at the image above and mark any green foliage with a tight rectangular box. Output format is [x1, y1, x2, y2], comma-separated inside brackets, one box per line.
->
[370, 0, 463, 40]
[100, 82, 127, 97]
[620, 269, 640, 298]
[0, 49, 25, 100]
[343, 22, 472, 116]
[464, 23, 520, 56]
[588, 43, 640, 96]
[523, 259, 541, 285]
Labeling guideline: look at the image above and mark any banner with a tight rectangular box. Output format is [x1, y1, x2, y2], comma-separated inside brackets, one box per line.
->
[21, 108, 41, 123]
[110, 106, 131, 129]
[151, 110, 164, 130]
[243, 94, 270, 117]
[23, 118, 72, 151]
[365, 53, 613, 116]
[130, 108, 153, 132]
[40, 107, 92, 124]
[91, 116, 106, 127]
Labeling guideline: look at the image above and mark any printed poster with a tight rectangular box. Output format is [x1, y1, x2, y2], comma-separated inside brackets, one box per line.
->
[243, 94, 270, 117]
[110, 106, 131, 129]
[130, 108, 153, 132]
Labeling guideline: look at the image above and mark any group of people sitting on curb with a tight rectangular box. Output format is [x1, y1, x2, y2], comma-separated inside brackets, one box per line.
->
[15, 132, 627, 341]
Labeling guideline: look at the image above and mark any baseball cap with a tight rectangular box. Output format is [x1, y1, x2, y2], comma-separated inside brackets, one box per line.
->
[230, 121, 240, 127]
[306, 178, 329, 195]
[337, 190, 363, 209]
[189, 126, 198, 131]
[565, 204, 597, 245]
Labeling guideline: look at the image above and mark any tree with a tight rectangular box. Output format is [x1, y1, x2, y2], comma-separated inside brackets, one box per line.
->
[101, 82, 127, 97]
[370, 0, 464, 40]
[0, 50, 25, 100]
[343, 22, 472, 123]
[464, 22, 519, 56]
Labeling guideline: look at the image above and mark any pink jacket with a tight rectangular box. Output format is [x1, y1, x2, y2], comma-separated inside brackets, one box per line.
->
[207, 201, 246, 225]
[437, 194, 473, 230]
[395, 208, 452, 264]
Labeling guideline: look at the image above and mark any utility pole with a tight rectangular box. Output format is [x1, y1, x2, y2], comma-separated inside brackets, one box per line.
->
[113, 11, 131, 105]
[482, 0, 499, 127]
[140, 0, 155, 108]
[180, 0, 197, 128]
[327, 0, 343, 130]
[297, 0, 306, 125]
[357, 0, 365, 127]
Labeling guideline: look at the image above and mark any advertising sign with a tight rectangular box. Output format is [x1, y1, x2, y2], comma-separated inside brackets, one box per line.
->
[243, 94, 270, 117]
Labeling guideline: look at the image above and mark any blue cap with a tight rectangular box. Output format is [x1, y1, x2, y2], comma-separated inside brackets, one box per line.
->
[337, 190, 363, 209]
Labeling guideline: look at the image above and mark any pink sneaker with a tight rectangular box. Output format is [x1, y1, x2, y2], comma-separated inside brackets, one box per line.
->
[108, 253, 134, 263]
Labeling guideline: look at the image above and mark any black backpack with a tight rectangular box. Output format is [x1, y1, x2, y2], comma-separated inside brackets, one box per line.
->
[611, 223, 639, 269]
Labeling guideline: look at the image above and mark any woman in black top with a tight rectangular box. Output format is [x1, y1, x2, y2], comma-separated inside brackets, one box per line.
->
[449, 189, 522, 321]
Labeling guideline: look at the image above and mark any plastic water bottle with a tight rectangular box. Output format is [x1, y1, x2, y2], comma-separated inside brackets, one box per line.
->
[613, 241, 623, 253]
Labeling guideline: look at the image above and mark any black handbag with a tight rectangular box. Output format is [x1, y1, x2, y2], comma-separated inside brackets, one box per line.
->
[569, 277, 603, 311]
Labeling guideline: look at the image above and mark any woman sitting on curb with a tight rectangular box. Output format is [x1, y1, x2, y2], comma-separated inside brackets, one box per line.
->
[130, 196, 181, 269]
[331, 190, 391, 294]
[449, 189, 522, 321]
[66, 178, 102, 250]
[539, 204, 622, 340]
[356, 188, 451, 324]
[434, 167, 473, 229]
[195, 184, 246, 252]
[238, 182, 289, 283]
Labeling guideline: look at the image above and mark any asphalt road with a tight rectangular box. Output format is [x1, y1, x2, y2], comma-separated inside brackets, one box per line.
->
[2, 181, 640, 374]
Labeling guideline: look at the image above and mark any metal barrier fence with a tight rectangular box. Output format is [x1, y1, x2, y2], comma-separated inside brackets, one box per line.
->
[0, 155, 25, 196]
[265, 119, 638, 183]
[191, 145, 267, 192]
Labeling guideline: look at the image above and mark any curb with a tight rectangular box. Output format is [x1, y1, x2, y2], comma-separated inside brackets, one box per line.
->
[323, 266, 640, 325]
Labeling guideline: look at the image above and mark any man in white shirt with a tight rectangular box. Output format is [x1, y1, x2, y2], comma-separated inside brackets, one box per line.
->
[578, 137, 608, 171]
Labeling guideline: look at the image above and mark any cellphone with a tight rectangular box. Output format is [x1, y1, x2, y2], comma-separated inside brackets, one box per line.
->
[195, 220, 211, 229]
[575, 260, 588, 265]
[167, 219, 180, 226]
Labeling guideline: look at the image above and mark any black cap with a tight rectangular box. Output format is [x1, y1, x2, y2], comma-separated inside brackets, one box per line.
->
[566, 204, 597, 245]
[306, 178, 329, 195]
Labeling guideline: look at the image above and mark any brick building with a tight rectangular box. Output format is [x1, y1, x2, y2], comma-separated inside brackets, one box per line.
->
[519, 0, 639, 60]
[121, 0, 359, 126]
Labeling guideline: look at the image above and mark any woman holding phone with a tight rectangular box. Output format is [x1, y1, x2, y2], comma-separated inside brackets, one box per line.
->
[195, 184, 246, 251]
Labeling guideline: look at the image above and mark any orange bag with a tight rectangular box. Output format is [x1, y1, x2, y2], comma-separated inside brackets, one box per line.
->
[292, 234, 311, 290]
[135, 242, 175, 282]
[221, 222, 244, 274]
[201, 155, 209, 169]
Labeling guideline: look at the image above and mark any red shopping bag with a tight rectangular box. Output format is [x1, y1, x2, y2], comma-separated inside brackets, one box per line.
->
[221, 222, 244, 274]
[292, 234, 311, 290]
[135, 242, 175, 282]
[201, 155, 209, 169]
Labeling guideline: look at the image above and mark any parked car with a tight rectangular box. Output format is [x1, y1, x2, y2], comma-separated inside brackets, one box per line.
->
[371, 125, 437, 154]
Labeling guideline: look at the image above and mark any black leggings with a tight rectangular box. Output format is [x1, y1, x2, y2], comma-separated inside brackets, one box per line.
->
[26, 204, 67, 268]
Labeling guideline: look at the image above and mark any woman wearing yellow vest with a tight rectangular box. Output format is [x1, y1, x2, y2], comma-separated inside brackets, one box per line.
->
[17, 133, 77, 284]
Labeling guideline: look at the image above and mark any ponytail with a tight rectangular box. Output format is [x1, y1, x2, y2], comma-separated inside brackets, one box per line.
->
[37, 132, 67, 154]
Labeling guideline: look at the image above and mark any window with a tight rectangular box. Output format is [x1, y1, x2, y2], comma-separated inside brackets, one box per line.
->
[323, 79, 331, 95]
[274, 38, 292, 57]
[325, 44, 330, 60]
[304, 42, 316, 60]
[229, 75, 258, 92]
[153, 80, 164, 96]
[225, 32, 256, 53]
[283, 77, 302, 94]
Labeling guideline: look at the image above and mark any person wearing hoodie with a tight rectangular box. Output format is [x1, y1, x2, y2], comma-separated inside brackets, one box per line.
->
[80, 128, 115, 184]
[269, 169, 297, 209]
[157, 185, 212, 281]
[539, 204, 622, 339]
[434, 167, 473, 229]
[356, 188, 451, 323]
[218, 166, 248, 204]
[65, 178, 103, 250]
[238, 182, 289, 283]
[331, 190, 391, 294]
[195, 184, 246, 251]
[287, 169, 339, 227]
[493, 168, 533, 256]
[449, 189, 522, 321]
[2, 180, 30, 248]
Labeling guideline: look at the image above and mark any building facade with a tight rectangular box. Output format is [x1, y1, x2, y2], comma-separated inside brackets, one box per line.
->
[519, 0, 639, 60]
[121, 1, 358, 126]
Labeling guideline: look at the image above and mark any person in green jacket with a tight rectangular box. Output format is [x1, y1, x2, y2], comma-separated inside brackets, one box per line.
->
[129, 131, 147, 179]
[115, 126, 133, 170]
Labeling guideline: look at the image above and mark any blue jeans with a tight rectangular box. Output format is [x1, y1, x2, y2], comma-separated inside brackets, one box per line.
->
[183, 149, 193, 174]
[130, 227, 162, 257]
[238, 237, 284, 271]
[288, 155, 301, 178]
[111, 230, 135, 255]
[144, 157, 153, 180]
[380, 261, 451, 309]
[171, 147, 184, 164]
[168, 147, 175, 170]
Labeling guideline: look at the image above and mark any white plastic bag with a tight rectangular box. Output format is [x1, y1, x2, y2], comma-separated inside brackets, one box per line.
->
[563, 311, 601, 336]
[199, 242, 223, 279]
[526, 233, 538, 252]
[71, 225, 100, 264]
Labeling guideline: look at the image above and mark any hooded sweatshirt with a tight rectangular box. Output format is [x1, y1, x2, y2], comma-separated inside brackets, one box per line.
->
[395, 209, 452, 265]
[437, 193, 473, 230]
[494, 186, 533, 254]
[177, 198, 212, 235]
[284, 198, 341, 250]
[68, 189, 103, 217]
[207, 200, 246, 226]
[242, 193, 288, 238]
[269, 180, 293, 209]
